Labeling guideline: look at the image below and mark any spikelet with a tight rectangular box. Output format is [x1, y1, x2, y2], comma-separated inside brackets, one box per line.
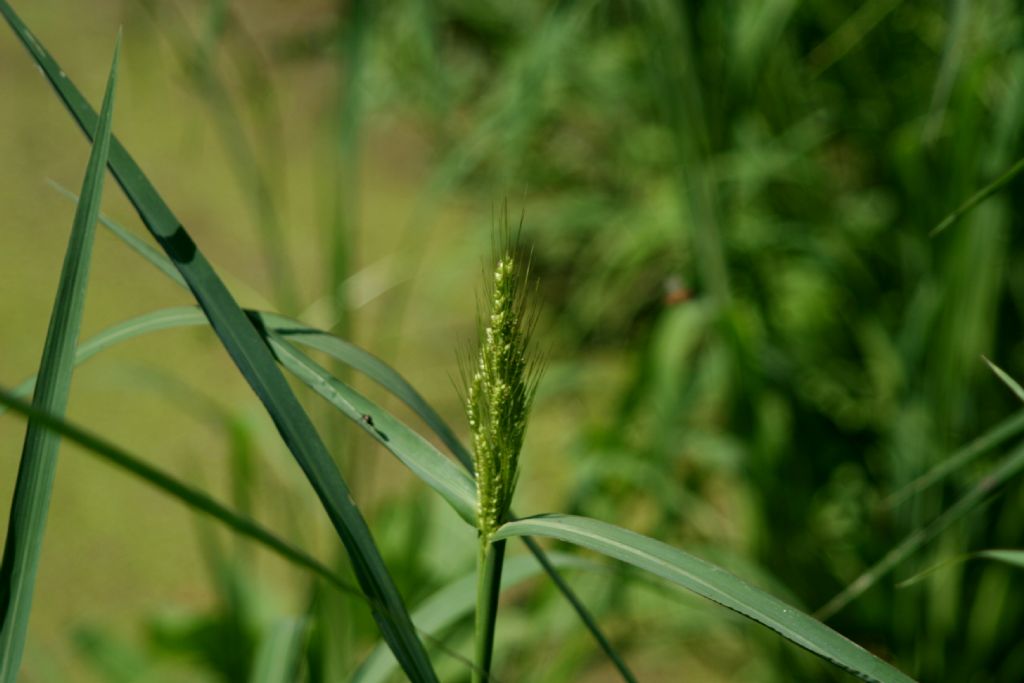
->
[462, 208, 542, 541]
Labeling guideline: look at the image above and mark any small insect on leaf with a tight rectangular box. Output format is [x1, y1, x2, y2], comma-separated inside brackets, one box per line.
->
[360, 413, 389, 442]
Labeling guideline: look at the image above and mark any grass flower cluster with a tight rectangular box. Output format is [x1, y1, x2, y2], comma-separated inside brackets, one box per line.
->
[461, 215, 543, 682]
[464, 224, 542, 541]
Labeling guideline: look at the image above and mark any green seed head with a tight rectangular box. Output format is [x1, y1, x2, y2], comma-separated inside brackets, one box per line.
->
[463, 212, 542, 540]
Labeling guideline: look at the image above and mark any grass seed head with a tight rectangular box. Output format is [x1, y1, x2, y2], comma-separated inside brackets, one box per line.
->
[462, 207, 542, 540]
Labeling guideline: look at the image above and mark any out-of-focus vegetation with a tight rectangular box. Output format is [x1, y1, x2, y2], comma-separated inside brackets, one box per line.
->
[2, 0, 1024, 681]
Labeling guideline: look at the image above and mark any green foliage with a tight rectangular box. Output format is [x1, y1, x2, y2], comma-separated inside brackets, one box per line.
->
[4, 0, 1024, 681]
[0, 3, 436, 679]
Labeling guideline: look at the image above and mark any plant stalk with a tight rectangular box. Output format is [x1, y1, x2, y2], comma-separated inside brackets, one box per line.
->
[473, 537, 507, 683]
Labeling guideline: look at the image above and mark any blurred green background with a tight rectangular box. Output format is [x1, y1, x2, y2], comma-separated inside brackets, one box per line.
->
[2, 0, 1024, 680]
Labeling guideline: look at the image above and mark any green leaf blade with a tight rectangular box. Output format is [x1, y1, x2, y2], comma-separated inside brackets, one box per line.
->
[0, 387, 358, 600]
[976, 549, 1024, 569]
[493, 514, 915, 683]
[263, 334, 478, 525]
[0, 33, 120, 683]
[0, 6, 437, 679]
[896, 549, 1024, 588]
[930, 155, 1024, 236]
[984, 356, 1024, 403]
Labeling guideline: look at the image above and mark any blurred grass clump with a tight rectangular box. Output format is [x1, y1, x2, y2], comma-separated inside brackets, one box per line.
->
[3, 0, 1024, 681]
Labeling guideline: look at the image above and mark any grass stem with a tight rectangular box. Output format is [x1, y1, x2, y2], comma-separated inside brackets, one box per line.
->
[474, 538, 507, 683]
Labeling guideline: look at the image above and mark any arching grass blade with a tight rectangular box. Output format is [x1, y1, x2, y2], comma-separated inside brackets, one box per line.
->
[260, 333, 477, 525]
[1, 308, 477, 524]
[896, 550, 1024, 588]
[493, 515, 915, 683]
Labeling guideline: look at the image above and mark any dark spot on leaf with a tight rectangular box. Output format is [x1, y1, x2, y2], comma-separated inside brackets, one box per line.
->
[157, 224, 196, 264]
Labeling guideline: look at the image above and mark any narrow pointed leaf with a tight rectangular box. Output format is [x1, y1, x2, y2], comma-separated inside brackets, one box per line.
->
[984, 356, 1024, 403]
[262, 334, 477, 524]
[48, 181, 187, 288]
[493, 515, 915, 683]
[0, 35, 119, 683]
[896, 549, 1024, 588]
[931, 155, 1024, 236]
[0, 6, 436, 679]
[883, 410, 1024, 509]
[975, 549, 1024, 569]
[0, 387, 356, 599]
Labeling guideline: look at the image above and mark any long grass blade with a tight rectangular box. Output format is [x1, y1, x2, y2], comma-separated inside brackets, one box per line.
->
[0, 6, 437, 679]
[4, 308, 205, 406]
[983, 356, 1024, 403]
[48, 181, 187, 288]
[0, 387, 356, 598]
[817, 441, 1024, 620]
[493, 515, 915, 683]
[930, 155, 1024, 236]
[896, 549, 1024, 588]
[0, 35, 120, 683]
[882, 410, 1024, 509]
[261, 333, 477, 524]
